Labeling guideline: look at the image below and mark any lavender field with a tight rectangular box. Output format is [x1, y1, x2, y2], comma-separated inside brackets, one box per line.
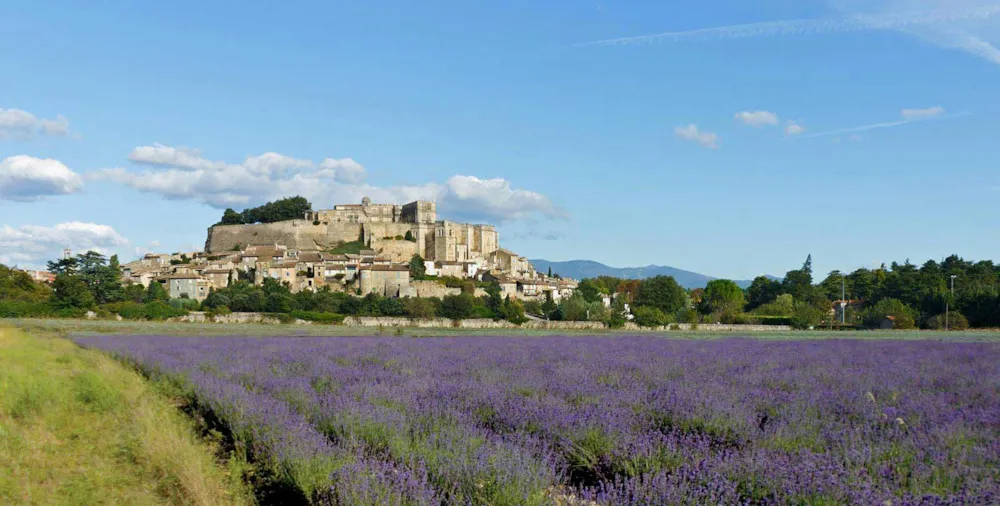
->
[75, 335, 1000, 506]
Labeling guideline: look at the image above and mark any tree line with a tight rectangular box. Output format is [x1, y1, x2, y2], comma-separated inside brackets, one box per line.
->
[570, 254, 1000, 330]
[3, 252, 998, 330]
[216, 196, 313, 226]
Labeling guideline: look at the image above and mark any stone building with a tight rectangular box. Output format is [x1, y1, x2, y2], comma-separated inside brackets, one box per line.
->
[206, 198, 500, 266]
[359, 265, 411, 297]
[154, 273, 211, 301]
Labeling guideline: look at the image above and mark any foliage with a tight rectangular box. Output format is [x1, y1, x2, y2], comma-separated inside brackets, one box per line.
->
[789, 301, 825, 330]
[753, 294, 795, 317]
[560, 294, 610, 322]
[924, 311, 970, 331]
[441, 293, 475, 320]
[699, 279, 745, 315]
[862, 298, 917, 330]
[634, 276, 687, 314]
[403, 297, 439, 318]
[144, 281, 171, 303]
[631, 306, 673, 327]
[217, 196, 312, 225]
[576, 279, 605, 304]
[0, 264, 51, 302]
[746, 276, 782, 311]
[289, 310, 345, 324]
[409, 254, 427, 278]
[51, 274, 96, 310]
[327, 240, 367, 255]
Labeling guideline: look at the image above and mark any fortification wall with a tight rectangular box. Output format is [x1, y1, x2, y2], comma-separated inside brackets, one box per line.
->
[373, 239, 419, 263]
[205, 221, 363, 253]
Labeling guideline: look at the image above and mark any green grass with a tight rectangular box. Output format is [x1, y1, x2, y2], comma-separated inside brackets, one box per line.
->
[0, 327, 251, 506]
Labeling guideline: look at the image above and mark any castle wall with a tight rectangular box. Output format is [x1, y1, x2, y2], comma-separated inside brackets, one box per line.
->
[205, 220, 363, 253]
[373, 239, 419, 263]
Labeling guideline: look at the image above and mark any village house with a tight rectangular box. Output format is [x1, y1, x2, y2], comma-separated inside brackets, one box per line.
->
[359, 265, 411, 297]
[154, 273, 211, 301]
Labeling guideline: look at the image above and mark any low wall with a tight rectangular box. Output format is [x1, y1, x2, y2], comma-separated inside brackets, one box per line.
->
[341, 316, 607, 330]
[621, 322, 792, 332]
[169, 312, 311, 325]
[165, 312, 790, 332]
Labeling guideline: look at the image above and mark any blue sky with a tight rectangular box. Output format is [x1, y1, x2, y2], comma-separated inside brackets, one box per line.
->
[1, 0, 998, 279]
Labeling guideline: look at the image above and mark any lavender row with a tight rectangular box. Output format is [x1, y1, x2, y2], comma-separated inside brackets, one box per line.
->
[77, 335, 1000, 505]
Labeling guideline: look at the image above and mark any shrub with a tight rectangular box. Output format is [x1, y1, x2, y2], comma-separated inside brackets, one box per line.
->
[441, 294, 475, 320]
[790, 302, 825, 330]
[0, 300, 53, 318]
[924, 312, 970, 331]
[632, 306, 672, 328]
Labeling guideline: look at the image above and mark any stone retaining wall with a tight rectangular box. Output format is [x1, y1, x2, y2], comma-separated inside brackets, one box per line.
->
[165, 312, 790, 332]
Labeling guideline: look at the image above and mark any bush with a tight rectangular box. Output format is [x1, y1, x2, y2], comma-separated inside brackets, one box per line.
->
[789, 302, 825, 330]
[441, 294, 475, 320]
[924, 312, 970, 331]
[0, 300, 54, 318]
[632, 306, 672, 328]
[756, 316, 793, 326]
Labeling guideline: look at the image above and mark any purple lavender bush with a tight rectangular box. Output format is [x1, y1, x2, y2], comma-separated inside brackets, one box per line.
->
[76, 335, 1000, 505]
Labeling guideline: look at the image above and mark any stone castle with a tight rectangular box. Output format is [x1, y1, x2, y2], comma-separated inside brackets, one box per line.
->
[205, 197, 499, 264]
[120, 197, 576, 302]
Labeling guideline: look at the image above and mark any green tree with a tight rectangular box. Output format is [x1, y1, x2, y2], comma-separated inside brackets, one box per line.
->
[441, 293, 475, 319]
[634, 276, 687, 314]
[51, 274, 95, 310]
[753, 293, 795, 316]
[0, 264, 51, 302]
[576, 279, 604, 304]
[746, 276, 782, 310]
[790, 301, 825, 330]
[541, 292, 558, 319]
[409, 254, 427, 278]
[862, 298, 916, 330]
[700, 279, 745, 315]
[403, 297, 437, 318]
[219, 208, 243, 225]
[144, 281, 170, 303]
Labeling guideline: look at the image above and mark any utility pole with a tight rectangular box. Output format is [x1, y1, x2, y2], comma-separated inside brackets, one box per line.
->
[841, 273, 846, 324]
[946, 275, 957, 331]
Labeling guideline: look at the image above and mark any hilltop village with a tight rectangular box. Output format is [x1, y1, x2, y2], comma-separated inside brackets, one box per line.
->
[119, 198, 579, 303]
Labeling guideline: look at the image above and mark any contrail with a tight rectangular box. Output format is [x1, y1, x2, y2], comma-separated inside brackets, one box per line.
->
[800, 112, 971, 139]
[578, 5, 1000, 46]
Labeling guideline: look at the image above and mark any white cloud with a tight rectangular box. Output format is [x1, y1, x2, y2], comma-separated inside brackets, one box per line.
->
[442, 176, 566, 222]
[129, 144, 222, 171]
[675, 124, 719, 149]
[0, 222, 129, 267]
[735, 110, 779, 127]
[901, 106, 945, 120]
[242, 152, 313, 176]
[785, 121, 806, 135]
[581, 1, 1000, 66]
[0, 108, 72, 139]
[0, 155, 84, 201]
[319, 158, 368, 184]
[90, 144, 563, 223]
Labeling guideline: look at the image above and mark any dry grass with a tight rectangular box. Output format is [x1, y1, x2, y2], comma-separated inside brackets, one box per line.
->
[0, 326, 251, 505]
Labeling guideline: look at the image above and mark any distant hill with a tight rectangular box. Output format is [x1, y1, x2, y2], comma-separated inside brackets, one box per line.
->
[529, 259, 779, 290]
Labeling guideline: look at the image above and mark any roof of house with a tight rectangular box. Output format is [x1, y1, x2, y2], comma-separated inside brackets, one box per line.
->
[203, 269, 233, 274]
[154, 273, 203, 281]
[360, 265, 410, 272]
